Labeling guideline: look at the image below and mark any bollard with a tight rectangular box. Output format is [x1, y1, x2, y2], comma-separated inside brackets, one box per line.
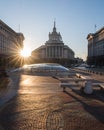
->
[84, 81, 93, 94]
[63, 86, 66, 92]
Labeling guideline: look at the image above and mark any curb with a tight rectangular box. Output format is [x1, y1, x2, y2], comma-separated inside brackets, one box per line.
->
[75, 68, 104, 76]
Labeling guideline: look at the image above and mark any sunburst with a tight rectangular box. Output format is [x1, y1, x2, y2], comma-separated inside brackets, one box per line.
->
[7, 43, 32, 67]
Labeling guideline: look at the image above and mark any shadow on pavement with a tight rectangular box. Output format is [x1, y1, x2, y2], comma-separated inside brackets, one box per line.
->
[64, 89, 104, 124]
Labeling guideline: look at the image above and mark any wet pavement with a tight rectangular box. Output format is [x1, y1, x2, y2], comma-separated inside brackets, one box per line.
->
[0, 73, 104, 130]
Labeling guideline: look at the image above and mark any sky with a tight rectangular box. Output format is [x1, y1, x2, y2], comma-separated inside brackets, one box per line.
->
[0, 0, 104, 60]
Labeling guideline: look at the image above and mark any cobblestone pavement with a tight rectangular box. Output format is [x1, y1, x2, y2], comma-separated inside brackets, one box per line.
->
[0, 74, 104, 130]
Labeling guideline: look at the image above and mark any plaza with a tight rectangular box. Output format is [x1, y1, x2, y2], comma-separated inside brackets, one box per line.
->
[0, 68, 104, 130]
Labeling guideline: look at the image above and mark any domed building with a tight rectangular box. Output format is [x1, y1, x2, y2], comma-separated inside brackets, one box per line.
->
[31, 22, 75, 66]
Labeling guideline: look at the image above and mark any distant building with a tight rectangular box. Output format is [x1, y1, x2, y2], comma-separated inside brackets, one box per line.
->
[32, 22, 75, 66]
[0, 19, 24, 66]
[87, 27, 104, 66]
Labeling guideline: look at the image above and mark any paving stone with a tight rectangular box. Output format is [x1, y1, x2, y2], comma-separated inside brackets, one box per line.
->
[0, 74, 104, 130]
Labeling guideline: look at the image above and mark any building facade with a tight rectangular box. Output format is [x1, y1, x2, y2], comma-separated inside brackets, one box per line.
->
[0, 20, 24, 67]
[32, 22, 75, 66]
[87, 27, 104, 66]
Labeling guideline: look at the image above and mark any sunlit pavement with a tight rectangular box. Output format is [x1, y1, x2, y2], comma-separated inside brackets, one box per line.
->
[0, 73, 104, 130]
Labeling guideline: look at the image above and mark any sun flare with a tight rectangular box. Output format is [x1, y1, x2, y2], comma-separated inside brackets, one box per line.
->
[20, 47, 31, 57]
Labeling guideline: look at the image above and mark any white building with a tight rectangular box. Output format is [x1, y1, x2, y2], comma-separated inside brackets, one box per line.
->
[0, 19, 24, 66]
[32, 22, 74, 65]
[87, 27, 104, 66]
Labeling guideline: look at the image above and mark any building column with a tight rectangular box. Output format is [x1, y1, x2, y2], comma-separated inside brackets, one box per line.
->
[49, 46, 50, 58]
[59, 46, 61, 58]
[62, 46, 63, 58]
[57, 46, 58, 58]
[52, 46, 54, 58]
[55, 46, 57, 58]
[46, 46, 47, 58]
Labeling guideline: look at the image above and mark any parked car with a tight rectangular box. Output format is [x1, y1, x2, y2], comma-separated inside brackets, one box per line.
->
[90, 65, 96, 68]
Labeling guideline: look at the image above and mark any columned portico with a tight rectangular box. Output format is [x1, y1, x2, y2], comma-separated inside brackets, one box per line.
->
[46, 45, 64, 58]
